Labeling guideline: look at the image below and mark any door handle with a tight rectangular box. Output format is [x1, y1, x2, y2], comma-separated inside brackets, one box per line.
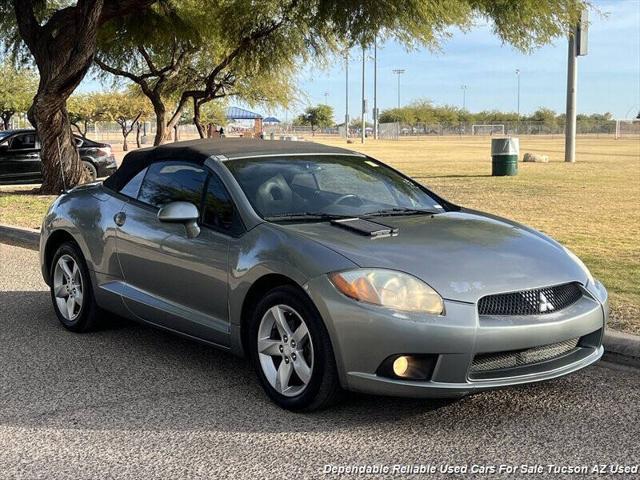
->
[114, 212, 126, 227]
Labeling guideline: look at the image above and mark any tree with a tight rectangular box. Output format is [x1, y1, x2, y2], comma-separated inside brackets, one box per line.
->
[100, 91, 153, 151]
[68, 93, 103, 138]
[529, 107, 558, 132]
[3, 0, 588, 191]
[0, 63, 37, 130]
[295, 104, 334, 133]
[95, 1, 300, 145]
[190, 101, 226, 138]
[2, 0, 158, 193]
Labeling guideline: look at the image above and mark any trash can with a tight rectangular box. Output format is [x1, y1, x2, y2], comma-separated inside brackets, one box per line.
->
[491, 138, 519, 176]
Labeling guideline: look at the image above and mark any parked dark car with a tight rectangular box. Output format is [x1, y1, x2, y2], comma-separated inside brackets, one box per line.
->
[0, 129, 117, 185]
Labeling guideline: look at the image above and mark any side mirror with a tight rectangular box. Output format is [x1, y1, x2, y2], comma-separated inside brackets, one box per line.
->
[157, 201, 201, 239]
[0, 143, 8, 152]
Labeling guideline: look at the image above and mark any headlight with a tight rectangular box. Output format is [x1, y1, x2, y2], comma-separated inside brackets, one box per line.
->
[563, 247, 594, 284]
[329, 269, 444, 315]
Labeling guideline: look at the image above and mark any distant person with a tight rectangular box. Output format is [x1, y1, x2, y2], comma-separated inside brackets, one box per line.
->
[219, 126, 225, 137]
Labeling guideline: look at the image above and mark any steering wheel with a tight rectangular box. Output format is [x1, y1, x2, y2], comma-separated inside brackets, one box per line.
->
[330, 194, 364, 207]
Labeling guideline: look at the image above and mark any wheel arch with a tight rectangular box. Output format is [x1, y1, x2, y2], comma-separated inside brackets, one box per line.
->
[43, 229, 81, 284]
[239, 273, 301, 357]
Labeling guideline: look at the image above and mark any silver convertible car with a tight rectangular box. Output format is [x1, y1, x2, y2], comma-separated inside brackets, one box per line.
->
[40, 139, 608, 410]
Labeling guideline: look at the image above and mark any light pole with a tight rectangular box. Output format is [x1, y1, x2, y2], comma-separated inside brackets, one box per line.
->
[392, 69, 405, 109]
[515, 69, 521, 133]
[345, 50, 350, 139]
[361, 45, 366, 144]
[373, 39, 378, 139]
[324, 91, 329, 105]
[461, 84, 468, 110]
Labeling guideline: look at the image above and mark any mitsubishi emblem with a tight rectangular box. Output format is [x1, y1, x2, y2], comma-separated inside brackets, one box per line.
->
[539, 292, 555, 312]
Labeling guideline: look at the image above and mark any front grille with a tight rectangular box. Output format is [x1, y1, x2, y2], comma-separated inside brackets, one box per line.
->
[478, 283, 582, 316]
[471, 338, 580, 373]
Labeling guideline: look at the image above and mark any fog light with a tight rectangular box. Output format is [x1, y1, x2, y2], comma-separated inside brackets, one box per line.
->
[393, 356, 410, 377]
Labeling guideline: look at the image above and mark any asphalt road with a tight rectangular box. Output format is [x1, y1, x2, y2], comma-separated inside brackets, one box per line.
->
[1, 241, 639, 480]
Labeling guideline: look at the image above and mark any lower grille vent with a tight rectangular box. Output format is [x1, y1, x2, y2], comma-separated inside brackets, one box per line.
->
[471, 338, 580, 373]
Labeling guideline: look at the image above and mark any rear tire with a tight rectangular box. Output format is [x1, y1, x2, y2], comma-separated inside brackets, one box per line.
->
[249, 285, 342, 411]
[82, 161, 97, 182]
[49, 241, 101, 332]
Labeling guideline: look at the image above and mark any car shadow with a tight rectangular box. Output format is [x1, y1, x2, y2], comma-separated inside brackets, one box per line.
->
[0, 290, 605, 437]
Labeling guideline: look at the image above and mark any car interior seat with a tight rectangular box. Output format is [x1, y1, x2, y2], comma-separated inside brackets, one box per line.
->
[255, 174, 294, 216]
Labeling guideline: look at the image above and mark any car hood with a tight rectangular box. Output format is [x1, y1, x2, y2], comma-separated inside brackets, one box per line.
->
[279, 210, 587, 303]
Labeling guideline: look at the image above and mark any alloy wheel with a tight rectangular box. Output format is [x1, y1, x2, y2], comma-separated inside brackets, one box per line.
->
[257, 304, 314, 397]
[82, 161, 97, 182]
[53, 254, 84, 321]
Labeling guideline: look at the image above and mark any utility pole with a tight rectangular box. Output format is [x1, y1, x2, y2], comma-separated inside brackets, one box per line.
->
[516, 69, 521, 134]
[361, 45, 366, 144]
[565, 9, 588, 163]
[565, 35, 577, 162]
[392, 69, 405, 108]
[373, 39, 378, 139]
[461, 85, 468, 110]
[324, 91, 329, 105]
[345, 51, 349, 139]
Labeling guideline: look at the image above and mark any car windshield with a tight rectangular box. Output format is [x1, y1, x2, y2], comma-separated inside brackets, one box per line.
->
[0, 131, 13, 141]
[225, 155, 444, 221]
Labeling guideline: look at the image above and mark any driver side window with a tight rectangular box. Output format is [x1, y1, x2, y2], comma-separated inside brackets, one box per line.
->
[137, 161, 207, 209]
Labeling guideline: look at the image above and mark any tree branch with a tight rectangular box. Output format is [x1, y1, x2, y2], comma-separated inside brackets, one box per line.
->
[12, 0, 44, 57]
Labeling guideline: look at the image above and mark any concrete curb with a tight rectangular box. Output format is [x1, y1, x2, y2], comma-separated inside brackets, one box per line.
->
[0, 223, 40, 250]
[0, 223, 639, 368]
[603, 329, 640, 368]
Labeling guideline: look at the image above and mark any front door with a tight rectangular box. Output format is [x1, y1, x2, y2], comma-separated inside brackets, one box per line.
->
[114, 161, 231, 347]
[0, 132, 42, 184]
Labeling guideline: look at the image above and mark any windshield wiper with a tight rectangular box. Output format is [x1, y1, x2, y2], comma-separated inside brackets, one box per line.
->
[264, 212, 355, 222]
[363, 207, 438, 217]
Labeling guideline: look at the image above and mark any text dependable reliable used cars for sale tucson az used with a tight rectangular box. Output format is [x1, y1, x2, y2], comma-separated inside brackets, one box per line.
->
[39, 139, 608, 411]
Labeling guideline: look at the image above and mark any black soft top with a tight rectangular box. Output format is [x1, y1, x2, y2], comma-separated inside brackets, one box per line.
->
[103, 138, 361, 191]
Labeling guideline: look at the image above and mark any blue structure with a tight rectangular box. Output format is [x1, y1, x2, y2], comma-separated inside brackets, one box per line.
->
[226, 107, 263, 120]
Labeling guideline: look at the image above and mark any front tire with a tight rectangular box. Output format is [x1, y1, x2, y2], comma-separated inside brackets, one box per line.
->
[49, 241, 100, 332]
[249, 285, 342, 411]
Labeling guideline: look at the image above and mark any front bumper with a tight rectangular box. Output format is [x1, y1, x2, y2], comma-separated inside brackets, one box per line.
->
[304, 276, 607, 398]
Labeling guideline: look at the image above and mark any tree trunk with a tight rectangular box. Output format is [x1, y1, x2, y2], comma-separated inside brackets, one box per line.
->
[29, 93, 83, 193]
[122, 124, 129, 151]
[12, 1, 157, 192]
[136, 122, 142, 148]
[193, 99, 205, 139]
[152, 99, 167, 146]
[166, 101, 188, 141]
[1, 113, 13, 130]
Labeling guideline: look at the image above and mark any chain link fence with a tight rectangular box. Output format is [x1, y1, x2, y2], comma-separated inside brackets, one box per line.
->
[377, 120, 630, 139]
[6, 117, 635, 144]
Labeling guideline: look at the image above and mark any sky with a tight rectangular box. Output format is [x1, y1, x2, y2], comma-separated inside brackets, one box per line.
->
[273, 0, 640, 122]
[80, 0, 640, 122]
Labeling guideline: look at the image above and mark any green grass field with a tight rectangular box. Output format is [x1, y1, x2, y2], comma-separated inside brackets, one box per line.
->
[1, 135, 638, 333]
